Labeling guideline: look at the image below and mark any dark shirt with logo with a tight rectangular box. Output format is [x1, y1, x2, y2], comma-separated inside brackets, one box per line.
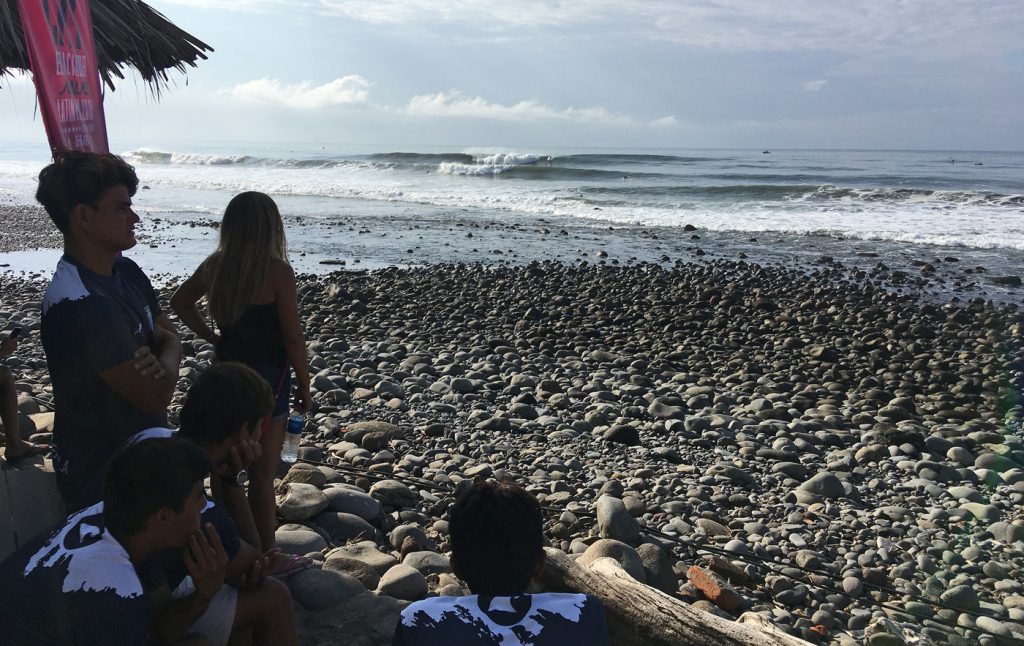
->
[42, 255, 167, 510]
[0, 502, 150, 645]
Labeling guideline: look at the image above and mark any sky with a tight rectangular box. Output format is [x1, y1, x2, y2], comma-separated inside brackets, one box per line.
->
[2, 0, 1024, 151]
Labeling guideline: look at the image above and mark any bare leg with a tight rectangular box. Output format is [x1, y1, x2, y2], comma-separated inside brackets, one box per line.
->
[249, 416, 286, 552]
[0, 366, 43, 460]
[229, 578, 297, 646]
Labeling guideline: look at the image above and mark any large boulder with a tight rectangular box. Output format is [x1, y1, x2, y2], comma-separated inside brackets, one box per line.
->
[377, 564, 427, 601]
[287, 568, 365, 610]
[578, 539, 646, 583]
[369, 480, 419, 508]
[324, 485, 382, 521]
[276, 526, 328, 556]
[277, 483, 330, 521]
[325, 541, 399, 576]
[595, 494, 640, 545]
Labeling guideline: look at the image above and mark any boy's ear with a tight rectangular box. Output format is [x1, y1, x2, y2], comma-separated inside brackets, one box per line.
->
[69, 203, 91, 232]
[150, 506, 174, 529]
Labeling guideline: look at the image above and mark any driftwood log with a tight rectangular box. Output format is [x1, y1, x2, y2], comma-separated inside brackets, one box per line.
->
[540, 548, 811, 646]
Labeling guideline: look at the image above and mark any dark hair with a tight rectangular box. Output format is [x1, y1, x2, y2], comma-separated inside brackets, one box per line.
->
[449, 480, 544, 595]
[178, 362, 273, 445]
[104, 437, 211, 536]
[36, 152, 139, 233]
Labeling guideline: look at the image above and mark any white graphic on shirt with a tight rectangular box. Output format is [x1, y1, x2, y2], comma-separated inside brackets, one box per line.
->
[403, 593, 588, 645]
[24, 502, 143, 598]
[42, 259, 89, 313]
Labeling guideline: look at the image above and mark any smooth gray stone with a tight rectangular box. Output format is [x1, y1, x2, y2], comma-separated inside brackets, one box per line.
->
[369, 479, 419, 508]
[940, 584, 980, 611]
[275, 528, 328, 556]
[314, 511, 376, 542]
[696, 518, 731, 538]
[322, 557, 380, 590]
[797, 471, 846, 498]
[324, 485, 382, 521]
[286, 568, 364, 610]
[403, 551, 452, 576]
[578, 539, 646, 584]
[325, 541, 399, 576]
[637, 543, 677, 595]
[276, 483, 330, 521]
[960, 502, 1001, 523]
[377, 563, 427, 601]
[596, 494, 641, 544]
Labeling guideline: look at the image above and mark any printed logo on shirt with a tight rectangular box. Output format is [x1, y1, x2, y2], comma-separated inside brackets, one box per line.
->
[24, 502, 144, 598]
[401, 593, 603, 646]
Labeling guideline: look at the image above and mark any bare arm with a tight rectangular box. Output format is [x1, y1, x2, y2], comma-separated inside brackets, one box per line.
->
[148, 525, 227, 645]
[170, 270, 219, 345]
[99, 326, 181, 415]
[213, 439, 263, 550]
[272, 262, 311, 412]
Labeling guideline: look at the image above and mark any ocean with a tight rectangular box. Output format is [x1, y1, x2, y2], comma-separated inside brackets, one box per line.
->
[1, 141, 1022, 299]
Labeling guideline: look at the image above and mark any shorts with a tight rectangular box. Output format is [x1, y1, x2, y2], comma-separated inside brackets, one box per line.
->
[171, 578, 239, 646]
[252, 363, 292, 419]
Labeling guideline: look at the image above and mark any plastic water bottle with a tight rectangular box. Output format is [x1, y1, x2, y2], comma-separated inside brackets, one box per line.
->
[281, 415, 303, 463]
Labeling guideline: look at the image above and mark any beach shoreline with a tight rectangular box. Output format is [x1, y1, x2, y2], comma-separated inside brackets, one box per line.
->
[2, 204, 1021, 306]
[3, 254, 1023, 645]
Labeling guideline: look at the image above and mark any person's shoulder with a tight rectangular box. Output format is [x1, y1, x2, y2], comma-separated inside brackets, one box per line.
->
[267, 258, 295, 280]
[43, 257, 90, 312]
[113, 256, 151, 283]
[23, 502, 143, 598]
[399, 596, 465, 621]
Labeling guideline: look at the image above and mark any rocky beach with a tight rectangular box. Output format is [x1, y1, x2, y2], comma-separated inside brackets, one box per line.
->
[3, 250, 1023, 645]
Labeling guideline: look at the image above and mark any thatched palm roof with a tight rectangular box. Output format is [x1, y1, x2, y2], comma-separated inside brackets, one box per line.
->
[0, 0, 212, 93]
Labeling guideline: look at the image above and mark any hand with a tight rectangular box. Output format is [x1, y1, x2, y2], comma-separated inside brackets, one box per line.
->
[236, 548, 279, 589]
[133, 346, 166, 380]
[293, 382, 312, 415]
[152, 322, 181, 353]
[183, 523, 228, 602]
[0, 336, 17, 358]
[227, 435, 262, 473]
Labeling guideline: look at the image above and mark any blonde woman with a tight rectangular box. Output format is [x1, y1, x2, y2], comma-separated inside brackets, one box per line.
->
[171, 191, 311, 559]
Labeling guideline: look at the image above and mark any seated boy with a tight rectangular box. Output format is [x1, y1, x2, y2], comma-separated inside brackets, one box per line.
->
[392, 480, 609, 645]
[0, 437, 215, 645]
[140, 362, 298, 646]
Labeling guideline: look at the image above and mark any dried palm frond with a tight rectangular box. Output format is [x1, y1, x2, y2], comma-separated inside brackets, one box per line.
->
[0, 0, 212, 95]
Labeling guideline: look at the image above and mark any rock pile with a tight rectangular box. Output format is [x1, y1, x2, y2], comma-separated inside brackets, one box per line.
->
[3, 259, 1022, 645]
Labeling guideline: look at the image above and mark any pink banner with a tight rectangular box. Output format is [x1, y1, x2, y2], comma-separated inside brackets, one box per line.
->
[17, 0, 109, 154]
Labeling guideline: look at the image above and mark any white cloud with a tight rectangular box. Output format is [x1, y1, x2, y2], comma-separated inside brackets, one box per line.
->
[649, 115, 679, 128]
[803, 80, 827, 92]
[224, 76, 371, 109]
[313, 0, 1023, 62]
[402, 91, 632, 125]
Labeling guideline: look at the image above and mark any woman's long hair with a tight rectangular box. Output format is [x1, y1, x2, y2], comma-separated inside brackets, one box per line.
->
[204, 191, 287, 327]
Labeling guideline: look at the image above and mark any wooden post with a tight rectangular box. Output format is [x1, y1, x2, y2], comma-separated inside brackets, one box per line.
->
[539, 548, 812, 646]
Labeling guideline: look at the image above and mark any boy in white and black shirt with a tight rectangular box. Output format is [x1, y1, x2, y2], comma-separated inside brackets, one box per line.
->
[0, 437, 217, 645]
[392, 480, 609, 646]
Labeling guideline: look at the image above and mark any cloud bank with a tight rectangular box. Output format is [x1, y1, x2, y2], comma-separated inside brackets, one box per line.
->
[225, 76, 371, 109]
[402, 91, 632, 124]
